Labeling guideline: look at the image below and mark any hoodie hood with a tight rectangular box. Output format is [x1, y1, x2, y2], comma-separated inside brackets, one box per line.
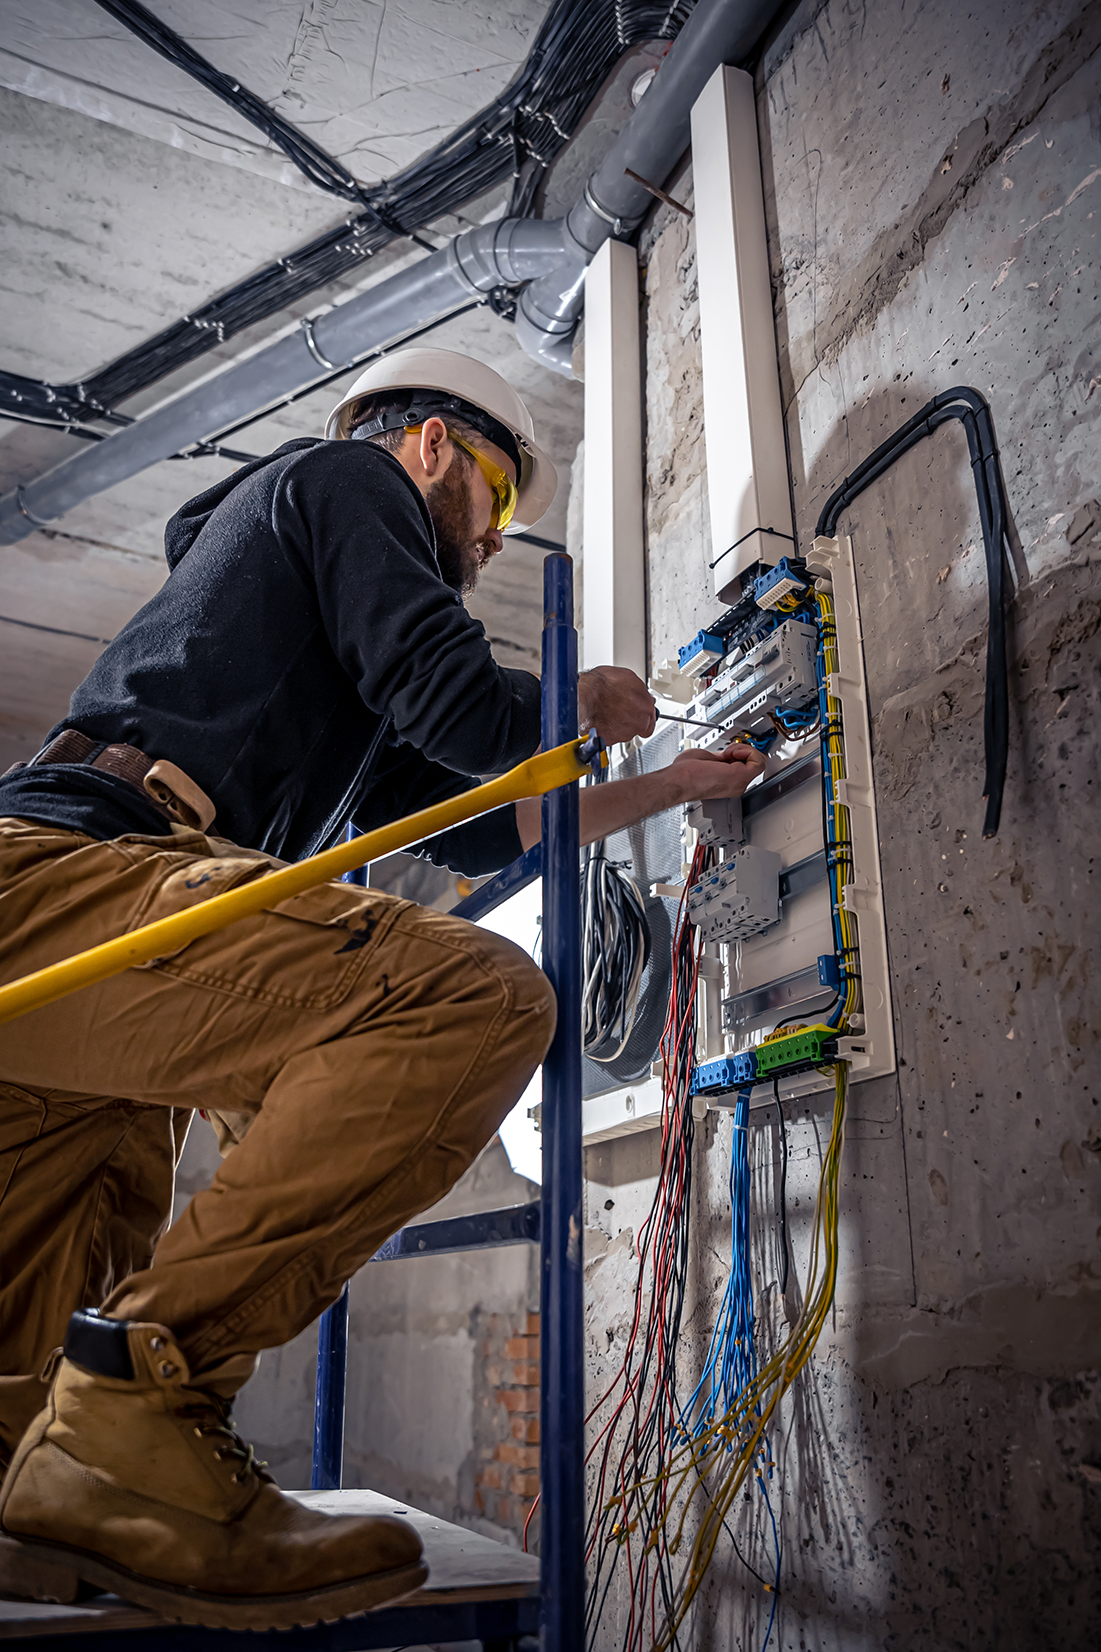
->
[163, 439, 320, 571]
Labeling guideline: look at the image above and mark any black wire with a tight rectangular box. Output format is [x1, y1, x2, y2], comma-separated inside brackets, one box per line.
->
[93, 0, 436, 250]
[581, 837, 652, 1062]
[4, 1, 696, 430]
[0, 613, 113, 646]
[0, 404, 261, 464]
[773, 1080, 789, 1299]
[814, 386, 1011, 837]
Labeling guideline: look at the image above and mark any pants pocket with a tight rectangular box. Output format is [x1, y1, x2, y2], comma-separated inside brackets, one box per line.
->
[130, 855, 280, 965]
[143, 876, 407, 1014]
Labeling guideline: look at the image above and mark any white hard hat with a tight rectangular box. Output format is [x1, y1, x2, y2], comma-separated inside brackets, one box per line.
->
[325, 347, 557, 532]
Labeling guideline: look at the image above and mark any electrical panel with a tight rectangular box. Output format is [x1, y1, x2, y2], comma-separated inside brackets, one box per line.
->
[580, 534, 894, 1144]
[686, 534, 894, 1107]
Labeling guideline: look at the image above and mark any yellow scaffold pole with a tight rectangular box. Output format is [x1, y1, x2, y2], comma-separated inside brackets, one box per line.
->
[0, 736, 597, 1028]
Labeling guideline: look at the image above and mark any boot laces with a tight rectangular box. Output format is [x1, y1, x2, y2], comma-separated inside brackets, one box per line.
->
[177, 1396, 274, 1485]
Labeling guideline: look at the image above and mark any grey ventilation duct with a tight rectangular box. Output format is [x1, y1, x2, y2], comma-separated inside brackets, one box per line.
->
[0, 0, 784, 546]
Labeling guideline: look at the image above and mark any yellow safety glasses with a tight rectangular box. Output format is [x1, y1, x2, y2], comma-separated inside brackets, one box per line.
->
[406, 424, 519, 532]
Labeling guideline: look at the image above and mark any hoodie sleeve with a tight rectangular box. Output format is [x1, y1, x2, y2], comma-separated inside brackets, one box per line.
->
[352, 740, 524, 878]
[274, 441, 542, 776]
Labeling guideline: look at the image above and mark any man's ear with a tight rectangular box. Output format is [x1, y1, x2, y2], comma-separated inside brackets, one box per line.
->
[418, 416, 451, 478]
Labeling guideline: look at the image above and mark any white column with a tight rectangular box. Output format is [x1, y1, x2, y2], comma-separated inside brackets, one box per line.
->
[691, 65, 793, 604]
[582, 237, 646, 679]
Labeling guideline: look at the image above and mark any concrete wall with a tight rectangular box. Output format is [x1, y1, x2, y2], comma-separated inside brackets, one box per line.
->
[582, 1, 1101, 1646]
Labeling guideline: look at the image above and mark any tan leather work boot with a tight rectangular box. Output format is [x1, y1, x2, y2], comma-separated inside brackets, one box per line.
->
[0, 1310, 427, 1628]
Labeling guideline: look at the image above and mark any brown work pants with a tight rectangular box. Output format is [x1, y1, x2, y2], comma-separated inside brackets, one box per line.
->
[0, 818, 554, 1459]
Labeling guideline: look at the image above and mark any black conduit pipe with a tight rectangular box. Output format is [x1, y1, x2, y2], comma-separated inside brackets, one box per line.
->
[814, 386, 1011, 838]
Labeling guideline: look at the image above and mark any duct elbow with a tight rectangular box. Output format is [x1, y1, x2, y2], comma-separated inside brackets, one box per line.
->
[451, 217, 567, 292]
[514, 303, 577, 379]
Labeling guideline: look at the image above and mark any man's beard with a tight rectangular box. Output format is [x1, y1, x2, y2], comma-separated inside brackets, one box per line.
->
[425, 455, 493, 598]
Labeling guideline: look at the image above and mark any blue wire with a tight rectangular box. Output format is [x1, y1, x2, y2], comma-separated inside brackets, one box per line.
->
[676, 1094, 782, 1642]
[679, 1092, 754, 1437]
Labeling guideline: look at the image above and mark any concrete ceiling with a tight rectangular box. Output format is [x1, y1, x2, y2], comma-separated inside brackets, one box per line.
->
[0, 0, 590, 773]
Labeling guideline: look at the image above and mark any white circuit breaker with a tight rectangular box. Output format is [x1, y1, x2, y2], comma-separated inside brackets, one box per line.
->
[687, 845, 781, 943]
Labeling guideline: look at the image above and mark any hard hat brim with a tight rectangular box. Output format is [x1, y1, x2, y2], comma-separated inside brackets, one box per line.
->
[506, 436, 557, 533]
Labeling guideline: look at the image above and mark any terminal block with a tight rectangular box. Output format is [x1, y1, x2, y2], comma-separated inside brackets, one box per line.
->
[690, 1050, 757, 1095]
[678, 629, 725, 677]
[754, 1024, 838, 1077]
[754, 557, 809, 611]
[687, 844, 780, 943]
[687, 795, 744, 849]
[687, 618, 817, 749]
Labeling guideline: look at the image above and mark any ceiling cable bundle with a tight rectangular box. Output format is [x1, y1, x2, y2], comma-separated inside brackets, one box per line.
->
[1, 0, 696, 432]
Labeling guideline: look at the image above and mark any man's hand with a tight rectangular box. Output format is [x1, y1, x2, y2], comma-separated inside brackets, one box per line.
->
[665, 740, 768, 802]
[578, 666, 656, 745]
[513, 737, 768, 851]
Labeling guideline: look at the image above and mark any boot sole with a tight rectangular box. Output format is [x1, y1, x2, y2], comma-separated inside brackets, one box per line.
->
[0, 1534, 104, 1604]
[4, 1536, 428, 1629]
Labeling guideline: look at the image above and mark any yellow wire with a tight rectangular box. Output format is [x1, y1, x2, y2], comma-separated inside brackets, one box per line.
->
[642, 1064, 849, 1647]
[0, 737, 597, 1027]
[816, 591, 861, 1026]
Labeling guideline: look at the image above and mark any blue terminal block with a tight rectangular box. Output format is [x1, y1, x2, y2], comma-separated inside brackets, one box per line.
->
[817, 952, 841, 988]
[678, 629, 725, 676]
[754, 557, 808, 611]
[691, 1050, 758, 1095]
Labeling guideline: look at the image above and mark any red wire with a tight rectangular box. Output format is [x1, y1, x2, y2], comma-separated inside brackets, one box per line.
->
[522, 1493, 539, 1553]
[584, 845, 712, 1645]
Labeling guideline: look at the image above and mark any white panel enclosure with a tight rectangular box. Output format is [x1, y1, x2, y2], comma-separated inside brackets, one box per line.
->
[582, 238, 646, 679]
[691, 65, 793, 603]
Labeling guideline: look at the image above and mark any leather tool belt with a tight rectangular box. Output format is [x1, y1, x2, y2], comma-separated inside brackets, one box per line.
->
[3, 729, 217, 833]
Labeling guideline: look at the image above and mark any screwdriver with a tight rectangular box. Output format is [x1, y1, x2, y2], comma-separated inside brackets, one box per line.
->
[657, 710, 726, 732]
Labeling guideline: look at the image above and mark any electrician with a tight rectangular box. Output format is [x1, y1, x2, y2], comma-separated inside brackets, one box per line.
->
[0, 347, 764, 1627]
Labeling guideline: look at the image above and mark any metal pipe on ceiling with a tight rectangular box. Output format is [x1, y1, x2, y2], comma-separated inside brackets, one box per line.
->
[516, 0, 785, 373]
[0, 0, 786, 546]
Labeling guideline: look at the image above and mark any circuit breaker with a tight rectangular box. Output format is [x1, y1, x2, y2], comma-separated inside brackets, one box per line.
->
[687, 846, 781, 943]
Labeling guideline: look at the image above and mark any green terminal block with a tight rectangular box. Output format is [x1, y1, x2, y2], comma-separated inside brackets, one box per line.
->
[755, 1025, 839, 1077]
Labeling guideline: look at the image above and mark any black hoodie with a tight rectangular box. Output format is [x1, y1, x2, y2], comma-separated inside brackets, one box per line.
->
[0, 439, 540, 873]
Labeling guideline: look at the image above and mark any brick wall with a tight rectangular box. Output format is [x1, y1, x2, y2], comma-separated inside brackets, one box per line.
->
[472, 1309, 541, 1545]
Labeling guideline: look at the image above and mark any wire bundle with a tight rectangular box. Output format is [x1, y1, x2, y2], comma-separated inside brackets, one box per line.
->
[1, 0, 696, 430]
[584, 841, 712, 1652]
[582, 845, 652, 1063]
[645, 1064, 849, 1650]
[813, 590, 862, 1031]
[675, 1093, 782, 1649]
[93, 0, 401, 216]
[679, 1093, 757, 1435]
